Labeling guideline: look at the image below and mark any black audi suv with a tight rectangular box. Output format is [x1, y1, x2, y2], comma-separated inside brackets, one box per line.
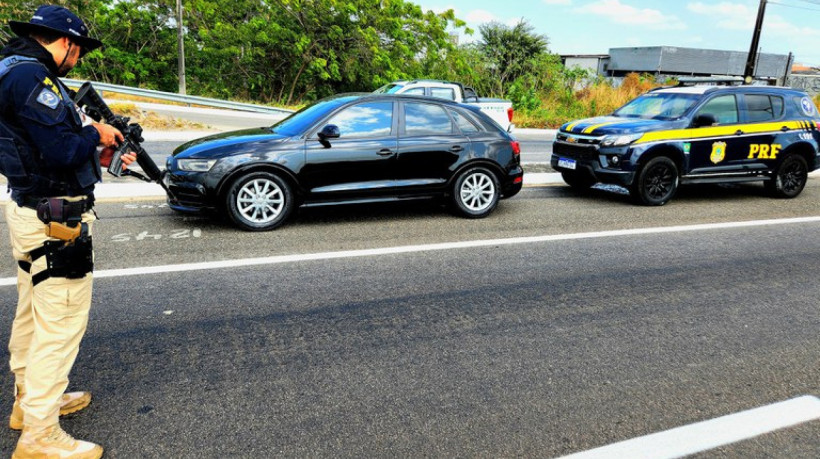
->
[165, 93, 523, 230]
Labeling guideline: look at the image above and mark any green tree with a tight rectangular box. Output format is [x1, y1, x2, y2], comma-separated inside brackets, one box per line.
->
[476, 20, 548, 97]
[3, 1, 470, 105]
[1, 0, 108, 50]
[81, 1, 178, 89]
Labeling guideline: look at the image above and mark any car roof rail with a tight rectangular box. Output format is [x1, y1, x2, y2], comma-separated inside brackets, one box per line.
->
[676, 76, 745, 86]
[408, 79, 451, 84]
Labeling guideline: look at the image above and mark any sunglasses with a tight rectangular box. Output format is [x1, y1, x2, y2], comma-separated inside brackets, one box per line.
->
[67, 39, 87, 57]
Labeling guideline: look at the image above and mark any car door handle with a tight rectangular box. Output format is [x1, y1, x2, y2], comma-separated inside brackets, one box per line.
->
[450, 145, 464, 152]
[735, 130, 744, 135]
[781, 126, 790, 132]
[377, 148, 395, 156]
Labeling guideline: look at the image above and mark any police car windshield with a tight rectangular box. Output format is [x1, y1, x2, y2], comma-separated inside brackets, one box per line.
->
[613, 92, 701, 120]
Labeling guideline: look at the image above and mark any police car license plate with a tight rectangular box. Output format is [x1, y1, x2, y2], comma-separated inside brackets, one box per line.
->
[558, 158, 576, 170]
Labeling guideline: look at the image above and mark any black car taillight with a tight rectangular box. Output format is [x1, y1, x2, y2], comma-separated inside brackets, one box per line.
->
[511, 140, 520, 156]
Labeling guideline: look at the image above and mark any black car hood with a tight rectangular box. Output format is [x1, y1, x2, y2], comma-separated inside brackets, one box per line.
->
[172, 128, 291, 157]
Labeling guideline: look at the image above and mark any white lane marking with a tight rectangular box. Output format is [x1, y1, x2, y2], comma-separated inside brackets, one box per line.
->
[1, 216, 820, 286]
[559, 395, 820, 459]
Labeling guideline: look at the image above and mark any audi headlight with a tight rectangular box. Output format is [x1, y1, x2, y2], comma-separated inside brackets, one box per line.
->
[177, 159, 217, 172]
[601, 133, 643, 147]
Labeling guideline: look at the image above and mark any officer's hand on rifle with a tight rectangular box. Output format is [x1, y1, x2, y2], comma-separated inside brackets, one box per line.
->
[99, 147, 136, 171]
[92, 122, 124, 148]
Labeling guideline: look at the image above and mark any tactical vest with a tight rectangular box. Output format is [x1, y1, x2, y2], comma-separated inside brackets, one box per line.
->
[0, 55, 99, 198]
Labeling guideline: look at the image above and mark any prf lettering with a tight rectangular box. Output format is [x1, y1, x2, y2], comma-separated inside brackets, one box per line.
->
[748, 143, 781, 159]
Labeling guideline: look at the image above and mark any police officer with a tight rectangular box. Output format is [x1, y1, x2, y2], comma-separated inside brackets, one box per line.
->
[1, 5, 135, 458]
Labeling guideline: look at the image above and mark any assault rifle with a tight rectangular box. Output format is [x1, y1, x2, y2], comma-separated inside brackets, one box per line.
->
[72, 82, 163, 183]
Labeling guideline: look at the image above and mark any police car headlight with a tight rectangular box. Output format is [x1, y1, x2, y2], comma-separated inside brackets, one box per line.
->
[601, 133, 642, 147]
[177, 159, 217, 172]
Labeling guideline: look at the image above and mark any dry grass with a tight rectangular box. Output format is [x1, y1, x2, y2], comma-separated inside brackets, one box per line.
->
[108, 102, 210, 130]
[106, 93, 302, 112]
[576, 73, 660, 114]
[518, 73, 665, 128]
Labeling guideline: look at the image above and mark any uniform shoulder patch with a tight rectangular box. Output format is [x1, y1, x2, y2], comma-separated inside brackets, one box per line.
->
[36, 88, 60, 109]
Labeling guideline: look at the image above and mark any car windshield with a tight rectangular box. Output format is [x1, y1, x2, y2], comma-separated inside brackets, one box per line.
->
[613, 92, 701, 120]
[373, 83, 403, 94]
[270, 98, 348, 136]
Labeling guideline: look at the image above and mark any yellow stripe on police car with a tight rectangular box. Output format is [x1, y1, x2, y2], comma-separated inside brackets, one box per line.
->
[634, 121, 808, 145]
[582, 120, 623, 134]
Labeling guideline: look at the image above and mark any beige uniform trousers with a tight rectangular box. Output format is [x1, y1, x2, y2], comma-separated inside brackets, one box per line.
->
[5, 199, 95, 428]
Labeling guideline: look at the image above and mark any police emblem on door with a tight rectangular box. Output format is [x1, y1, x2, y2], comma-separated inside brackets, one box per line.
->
[710, 141, 727, 164]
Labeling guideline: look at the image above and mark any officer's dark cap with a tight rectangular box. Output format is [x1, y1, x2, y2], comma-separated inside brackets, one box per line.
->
[9, 5, 103, 57]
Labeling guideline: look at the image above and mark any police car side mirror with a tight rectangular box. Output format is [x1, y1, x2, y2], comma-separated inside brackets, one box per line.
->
[692, 114, 717, 128]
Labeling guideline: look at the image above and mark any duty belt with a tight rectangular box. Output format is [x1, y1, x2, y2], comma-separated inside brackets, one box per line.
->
[18, 195, 92, 216]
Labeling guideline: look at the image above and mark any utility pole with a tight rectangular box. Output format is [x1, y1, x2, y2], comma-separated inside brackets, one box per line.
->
[177, 0, 186, 95]
[743, 0, 767, 84]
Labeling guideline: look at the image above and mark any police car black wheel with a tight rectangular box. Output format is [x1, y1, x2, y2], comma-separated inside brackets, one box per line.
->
[631, 156, 679, 206]
[451, 167, 500, 218]
[766, 154, 808, 199]
[225, 171, 294, 231]
[561, 171, 596, 189]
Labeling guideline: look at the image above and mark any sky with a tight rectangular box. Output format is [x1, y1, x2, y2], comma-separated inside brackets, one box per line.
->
[419, 0, 820, 67]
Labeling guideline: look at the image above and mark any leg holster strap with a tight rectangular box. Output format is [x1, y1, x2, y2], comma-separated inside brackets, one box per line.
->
[20, 239, 93, 287]
[17, 245, 46, 273]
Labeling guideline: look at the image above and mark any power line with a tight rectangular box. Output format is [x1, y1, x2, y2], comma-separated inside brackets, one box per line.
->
[770, 0, 820, 11]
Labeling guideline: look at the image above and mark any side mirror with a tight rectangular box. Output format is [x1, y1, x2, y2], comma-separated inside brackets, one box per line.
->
[318, 124, 340, 140]
[317, 124, 340, 148]
[692, 114, 717, 128]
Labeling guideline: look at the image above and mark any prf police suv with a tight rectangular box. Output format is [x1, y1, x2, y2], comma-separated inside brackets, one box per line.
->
[552, 81, 820, 205]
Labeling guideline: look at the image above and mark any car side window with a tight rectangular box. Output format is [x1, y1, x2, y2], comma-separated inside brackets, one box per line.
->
[450, 109, 480, 134]
[404, 102, 454, 136]
[324, 102, 393, 138]
[430, 87, 457, 100]
[746, 94, 784, 122]
[696, 95, 738, 124]
[403, 88, 425, 96]
[771, 96, 784, 118]
[463, 87, 479, 102]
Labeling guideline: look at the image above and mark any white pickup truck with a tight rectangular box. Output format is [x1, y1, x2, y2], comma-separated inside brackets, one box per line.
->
[374, 80, 515, 132]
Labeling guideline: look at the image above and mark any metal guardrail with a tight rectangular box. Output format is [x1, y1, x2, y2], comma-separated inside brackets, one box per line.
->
[62, 79, 294, 116]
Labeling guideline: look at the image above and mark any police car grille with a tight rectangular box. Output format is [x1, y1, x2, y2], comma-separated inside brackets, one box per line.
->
[553, 142, 599, 160]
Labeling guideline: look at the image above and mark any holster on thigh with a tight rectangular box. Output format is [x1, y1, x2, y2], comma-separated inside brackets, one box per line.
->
[22, 236, 94, 287]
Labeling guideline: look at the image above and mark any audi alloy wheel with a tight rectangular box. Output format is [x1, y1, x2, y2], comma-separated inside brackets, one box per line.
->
[225, 171, 294, 231]
[451, 167, 500, 218]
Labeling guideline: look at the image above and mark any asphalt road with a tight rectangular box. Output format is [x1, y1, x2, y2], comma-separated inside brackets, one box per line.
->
[0, 183, 818, 457]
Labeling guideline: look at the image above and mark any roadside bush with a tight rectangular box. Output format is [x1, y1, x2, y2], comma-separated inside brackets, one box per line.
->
[515, 73, 665, 129]
[507, 77, 542, 112]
